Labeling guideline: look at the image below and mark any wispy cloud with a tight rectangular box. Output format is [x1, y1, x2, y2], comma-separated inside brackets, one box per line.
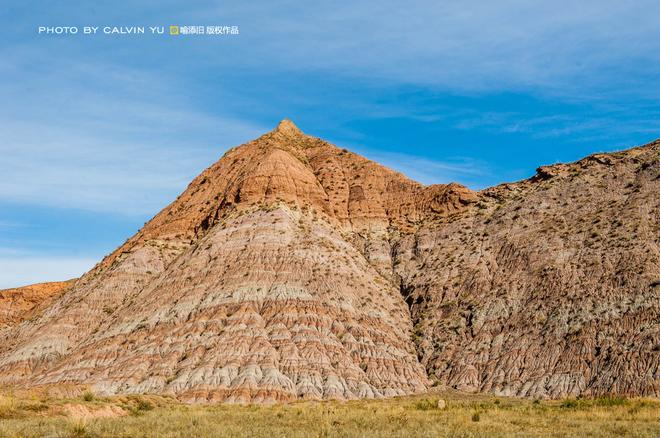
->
[0, 221, 25, 229]
[0, 57, 267, 215]
[372, 152, 490, 189]
[337, 141, 492, 189]
[201, 0, 660, 101]
[453, 111, 660, 142]
[0, 257, 95, 289]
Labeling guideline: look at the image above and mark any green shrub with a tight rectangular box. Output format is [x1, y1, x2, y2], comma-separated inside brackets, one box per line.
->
[136, 399, 154, 411]
[413, 399, 437, 411]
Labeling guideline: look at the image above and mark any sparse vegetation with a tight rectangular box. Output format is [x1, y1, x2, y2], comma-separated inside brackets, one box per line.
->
[69, 419, 88, 438]
[0, 392, 657, 437]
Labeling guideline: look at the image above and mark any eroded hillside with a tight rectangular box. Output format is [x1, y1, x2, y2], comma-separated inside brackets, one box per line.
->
[397, 141, 659, 397]
[0, 121, 656, 401]
[0, 280, 75, 331]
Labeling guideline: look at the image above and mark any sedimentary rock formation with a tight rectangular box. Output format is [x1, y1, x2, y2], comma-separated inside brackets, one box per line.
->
[0, 121, 441, 402]
[0, 120, 657, 401]
[0, 281, 74, 331]
[398, 142, 660, 398]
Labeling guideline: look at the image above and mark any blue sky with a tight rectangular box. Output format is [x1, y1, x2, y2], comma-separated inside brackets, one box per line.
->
[1, 0, 659, 288]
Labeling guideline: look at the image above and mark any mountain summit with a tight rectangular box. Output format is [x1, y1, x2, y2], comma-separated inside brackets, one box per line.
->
[0, 123, 657, 401]
[273, 118, 303, 137]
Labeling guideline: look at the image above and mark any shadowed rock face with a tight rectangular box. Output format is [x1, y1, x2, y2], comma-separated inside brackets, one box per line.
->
[0, 121, 657, 401]
[397, 142, 660, 398]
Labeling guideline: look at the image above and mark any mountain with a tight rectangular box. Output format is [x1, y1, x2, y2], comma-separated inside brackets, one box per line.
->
[0, 120, 657, 402]
[397, 142, 659, 398]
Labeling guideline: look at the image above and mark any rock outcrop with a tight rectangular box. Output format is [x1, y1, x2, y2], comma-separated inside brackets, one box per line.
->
[0, 281, 75, 331]
[0, 121, 657, 401]
[0, 120, 441, 402]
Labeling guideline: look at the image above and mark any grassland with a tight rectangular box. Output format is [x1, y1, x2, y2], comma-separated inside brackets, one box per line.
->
[0, 389, 658, 437]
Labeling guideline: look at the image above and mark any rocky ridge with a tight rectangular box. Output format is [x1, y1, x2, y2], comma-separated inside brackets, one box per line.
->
[397, 141, 659, 398]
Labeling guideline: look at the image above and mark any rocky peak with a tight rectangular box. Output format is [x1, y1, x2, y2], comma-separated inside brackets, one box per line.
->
[273, 118, 303, 138]
[107, 121, 476, 250]
[254, 118, 314, 152]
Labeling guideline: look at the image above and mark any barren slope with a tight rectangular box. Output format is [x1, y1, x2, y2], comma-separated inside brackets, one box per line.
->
[0, 121, 656, 401]
[0, 120, 465, 402]
[397, 141, 660, 398]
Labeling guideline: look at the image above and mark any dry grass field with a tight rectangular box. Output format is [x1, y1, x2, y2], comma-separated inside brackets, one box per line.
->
[0, 389, 658, 437]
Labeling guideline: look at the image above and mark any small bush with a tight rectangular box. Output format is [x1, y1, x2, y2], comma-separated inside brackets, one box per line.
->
[136, 399, 154, 411]
[82, 391, 95, 402]
[125, 396, 156, 416]
[560, 399, 579, 409]
[70, 419, 88, 437]
[413, 399, 437, 411]
[471, 412, 480, 422]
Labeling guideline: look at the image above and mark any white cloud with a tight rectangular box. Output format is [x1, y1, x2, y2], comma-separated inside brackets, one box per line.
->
[336, 141, 491, 189]
[0, 221, 25, 229]
[452, 111, 660, 142]
[0, 59, 268, 215]
[0, 257, 95, 289]
[0, 114, 261, 215]
[210, 0, 660, 100]
[375, 154, 489, 189]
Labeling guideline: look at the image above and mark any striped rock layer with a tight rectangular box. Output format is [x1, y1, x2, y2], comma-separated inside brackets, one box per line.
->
[0, 120, 657, 401]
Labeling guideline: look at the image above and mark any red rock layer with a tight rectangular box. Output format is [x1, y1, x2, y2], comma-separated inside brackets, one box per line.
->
[0, 281, 75, 331]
